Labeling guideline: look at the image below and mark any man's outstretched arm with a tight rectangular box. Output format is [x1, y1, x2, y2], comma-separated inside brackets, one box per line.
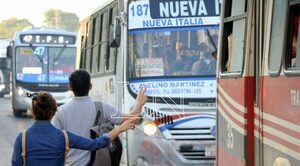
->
[121, 87, 147, 123]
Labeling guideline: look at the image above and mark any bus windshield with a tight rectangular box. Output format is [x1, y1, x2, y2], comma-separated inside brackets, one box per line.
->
[16, 46, 76, 83]
[128, 27, 218, 78]
[128, 27, 218, 99]
[127, 0, 220, 100]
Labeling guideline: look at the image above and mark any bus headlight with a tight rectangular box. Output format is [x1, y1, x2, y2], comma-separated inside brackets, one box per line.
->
[17, 87, 25, 96]
[143, 121, 157, 136]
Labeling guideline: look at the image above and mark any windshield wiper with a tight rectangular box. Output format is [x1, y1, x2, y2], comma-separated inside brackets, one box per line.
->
[53, 44, 67, 64]
[205, 30, 217, 59]
[29, 43, 44, 64]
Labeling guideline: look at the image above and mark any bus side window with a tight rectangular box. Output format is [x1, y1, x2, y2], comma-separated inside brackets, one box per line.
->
[287, 3, 300, 69]
[80, 21, 89, 70]
[85, 21, 92, 73]
[106, 6, 117, 73]
[91, 16, 100, 74]
[269, 0, 289, 76]
[99, 12, 108, 74]
[220, 0, 247, 74]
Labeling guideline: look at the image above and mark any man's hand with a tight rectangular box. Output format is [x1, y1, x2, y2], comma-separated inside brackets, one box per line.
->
[109, 117, 140, 143]
[122, 87, 147, 123]
[117, 117, 140, 132]
[135, 87, 148, 110]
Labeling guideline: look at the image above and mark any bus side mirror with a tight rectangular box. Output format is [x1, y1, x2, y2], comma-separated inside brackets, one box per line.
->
[0, 58, 11, 71]
[109, 19, 121, 48]
[6, 45, 12, 59]
[2, 45, 13, 71]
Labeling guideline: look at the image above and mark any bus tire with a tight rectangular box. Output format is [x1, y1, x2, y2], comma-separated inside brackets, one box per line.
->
[13, 109, 26, 117]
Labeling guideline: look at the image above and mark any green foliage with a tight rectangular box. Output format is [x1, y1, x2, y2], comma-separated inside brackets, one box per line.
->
[44, 9, 79, 32]
[0, 17, 33, 39]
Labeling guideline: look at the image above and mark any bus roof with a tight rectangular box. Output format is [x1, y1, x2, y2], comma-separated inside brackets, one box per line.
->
[14, 27, 77, 36]
[81, 0, 117, 22]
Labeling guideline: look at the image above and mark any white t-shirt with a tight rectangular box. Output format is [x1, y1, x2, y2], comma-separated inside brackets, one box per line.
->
[52, 96, 123, 166]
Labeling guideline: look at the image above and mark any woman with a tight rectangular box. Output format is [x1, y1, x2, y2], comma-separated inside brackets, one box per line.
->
[11, 92, 137, 166]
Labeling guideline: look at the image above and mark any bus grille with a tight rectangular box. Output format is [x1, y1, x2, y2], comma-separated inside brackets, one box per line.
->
[168, 127, 215, 140]
[179, 149, 215, 160]
[169, 127, 216, 161]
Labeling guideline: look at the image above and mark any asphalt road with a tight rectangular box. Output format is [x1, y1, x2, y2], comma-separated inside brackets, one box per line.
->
[0, 97, 33, 166]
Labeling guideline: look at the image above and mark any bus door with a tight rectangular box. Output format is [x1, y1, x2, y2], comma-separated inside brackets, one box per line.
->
[259, 1, 300, 165]
[217, 0, 255, 165]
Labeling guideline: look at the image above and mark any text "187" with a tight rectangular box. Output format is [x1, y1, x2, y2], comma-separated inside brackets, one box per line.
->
[130, 4, 149, 16]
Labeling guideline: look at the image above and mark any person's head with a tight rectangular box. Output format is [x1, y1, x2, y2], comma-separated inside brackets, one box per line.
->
[198, 43, 209, 51]
[179, 46, 190, 60]
[31, 92, 57, 120]
[69, 69, 91, 96]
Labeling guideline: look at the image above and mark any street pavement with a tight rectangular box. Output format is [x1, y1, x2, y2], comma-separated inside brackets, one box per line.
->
[0, 97, 33, 166]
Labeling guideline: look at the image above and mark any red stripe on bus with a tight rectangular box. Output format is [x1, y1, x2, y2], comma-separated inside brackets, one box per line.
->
[262, 118, 300, 140]
[263, 132, 300, 152]
[218, 103, 245, 131]
[218, 92, 245, 117]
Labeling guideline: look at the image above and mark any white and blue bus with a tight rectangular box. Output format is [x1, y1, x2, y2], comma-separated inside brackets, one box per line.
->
[77, 0, 220, 165]
[7, 27, 77, 116]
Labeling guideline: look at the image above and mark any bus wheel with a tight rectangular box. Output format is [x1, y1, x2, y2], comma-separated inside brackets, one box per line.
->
[13, 109, 26, 117]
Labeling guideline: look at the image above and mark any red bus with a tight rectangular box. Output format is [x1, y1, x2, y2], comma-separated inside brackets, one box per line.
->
[216, 0, 300, 165]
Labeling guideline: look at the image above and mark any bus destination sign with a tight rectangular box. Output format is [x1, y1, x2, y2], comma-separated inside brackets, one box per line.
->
[20, 34, 76, 45]
[149, 0, 221, 19]
[128, 0, 220, 30]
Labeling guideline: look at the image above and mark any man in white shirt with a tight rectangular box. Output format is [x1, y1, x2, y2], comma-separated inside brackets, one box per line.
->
[52, 69, 147, 166]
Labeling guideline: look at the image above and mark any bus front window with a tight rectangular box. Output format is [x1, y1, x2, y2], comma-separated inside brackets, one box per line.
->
[128, 28, 218, 78]
[48, 47, 76, 83]
[49, 48, 75, 72]
[16, 47, 48, 83]
[15, 46, 76, 83]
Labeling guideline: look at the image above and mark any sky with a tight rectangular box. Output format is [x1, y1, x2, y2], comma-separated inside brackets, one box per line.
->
[0, 0, 108, 26]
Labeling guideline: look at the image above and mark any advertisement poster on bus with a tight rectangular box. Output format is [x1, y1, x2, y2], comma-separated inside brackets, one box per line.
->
[135, 58, 164, 77]
[129, 77, 216, 99]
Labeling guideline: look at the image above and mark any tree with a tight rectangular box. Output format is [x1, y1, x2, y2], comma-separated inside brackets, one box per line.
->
[0, 17, 33, 39]
[44, 9, 79, 32]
